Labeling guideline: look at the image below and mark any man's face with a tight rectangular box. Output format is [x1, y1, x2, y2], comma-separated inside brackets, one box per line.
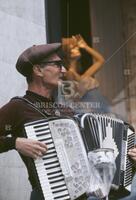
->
[40, 61, 64, 88]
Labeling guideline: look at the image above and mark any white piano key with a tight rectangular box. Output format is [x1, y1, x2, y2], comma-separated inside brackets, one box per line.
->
[34, 123, 49, 130]
[36, 168, 47, 175]
[47, 143, 55, 149]
[36, 167, 47, 176]
[25, 127, 35, 136]
[36, 134, 52, 140]
[44, 162, 60, 169]
[52, 185, 67, 193]
[46, 166, 62, 174]
[45, 139, 54, 144]
[26, 120, 48, 127]
[34, 126, 50, 131]
[35, 129, 50, 135]
[43, 157, 58, 164]
[40, 180, 48, 186]
[49, 176, 65, 183]
[36, 175, 54, 199]
[53, 190, 69, 198]
[48, 171, 62, 178]
[50, 180, 66, 188]
[43, 152, 57, 159]
[44, 149, 56, 154]
[38, 176, 47, 182]
[35, 157, 44, 163]
[55, 196, 70, 200]
[43, 192, 54, 200]
[35, 161, 44, 167]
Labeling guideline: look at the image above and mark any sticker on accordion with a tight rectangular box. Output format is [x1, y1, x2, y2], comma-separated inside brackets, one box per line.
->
[102, 122, 119, 159]
[55, 138, 73, 178]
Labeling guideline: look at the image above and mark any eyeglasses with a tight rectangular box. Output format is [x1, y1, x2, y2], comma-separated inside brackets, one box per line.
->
[40, 61, 63, 69]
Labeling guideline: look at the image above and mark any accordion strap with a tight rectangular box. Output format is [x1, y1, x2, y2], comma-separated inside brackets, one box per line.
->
[11, 96, 51, 118]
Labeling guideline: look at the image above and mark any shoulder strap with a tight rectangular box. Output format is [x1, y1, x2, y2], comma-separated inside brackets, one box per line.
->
[11, 96, 51, 118]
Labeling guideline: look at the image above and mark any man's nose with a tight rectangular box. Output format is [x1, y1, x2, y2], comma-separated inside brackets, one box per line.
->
[61, 66, 67, 73]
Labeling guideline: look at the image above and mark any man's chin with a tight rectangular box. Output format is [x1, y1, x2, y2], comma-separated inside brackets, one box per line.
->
[51, 80, 60, 88]
[45, 79, 60, 89]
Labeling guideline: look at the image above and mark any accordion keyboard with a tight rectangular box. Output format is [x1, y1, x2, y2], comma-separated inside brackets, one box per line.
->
[25, 120, 70, 200]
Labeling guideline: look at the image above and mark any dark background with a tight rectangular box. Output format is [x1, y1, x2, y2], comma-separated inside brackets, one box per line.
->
[45, 0, 92, 72]
[45, 0, 91, 43]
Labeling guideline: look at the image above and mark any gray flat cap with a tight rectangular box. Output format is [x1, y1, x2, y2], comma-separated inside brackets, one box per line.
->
[16, 43, 61, 76]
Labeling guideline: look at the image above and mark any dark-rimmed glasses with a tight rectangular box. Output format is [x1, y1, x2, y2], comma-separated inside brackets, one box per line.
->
[39, 61, 63, 69]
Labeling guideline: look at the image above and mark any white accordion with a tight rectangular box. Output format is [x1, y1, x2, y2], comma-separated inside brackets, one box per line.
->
[24, 117, 90, 200]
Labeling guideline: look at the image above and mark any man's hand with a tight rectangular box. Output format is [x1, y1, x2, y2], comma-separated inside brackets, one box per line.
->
[15, 138, 48, 159]
[128, 147, 136, 161]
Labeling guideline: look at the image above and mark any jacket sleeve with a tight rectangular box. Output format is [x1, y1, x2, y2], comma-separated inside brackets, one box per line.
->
[0, 136, 17, 152]
[0, 100, 18, 153]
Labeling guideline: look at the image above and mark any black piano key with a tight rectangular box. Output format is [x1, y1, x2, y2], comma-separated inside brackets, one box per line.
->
[38, 138, 52, 142]
[48, 147, 55, 150]
[49, 175, 64, 181]
[111, 119, 114, 138]
[92, 119, 99, 147]
[103, 117, 107, 138]
[45, 164, 60, 170]
[45, 149, 56, 156]
[35, 128, 50, 133]
[50, 178, 65, 185]
[37, 135, 52, 139]
[100, 116, 105, 139]
[44, 160, 59, 166]
[36, 132, 51, 137]
[34, 123, 49, 129]
[54, 194, 70, 199]
[89, 117, 99, 148]
[53, 188, 68, 194]
[47, 170, 62, 176]
[45, 141, 53, 145]
[43, 153, 57, 159]
[51, 184, 66, 190]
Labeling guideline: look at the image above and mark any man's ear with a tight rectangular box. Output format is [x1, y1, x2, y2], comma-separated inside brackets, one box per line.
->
[33, 65, 43, 77]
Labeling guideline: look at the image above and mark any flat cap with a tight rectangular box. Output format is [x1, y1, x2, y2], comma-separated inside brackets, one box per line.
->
[16, 43, 61, 76]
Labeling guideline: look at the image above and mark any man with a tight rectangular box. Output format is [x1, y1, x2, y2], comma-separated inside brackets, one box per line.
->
[0, 43, 87, 200]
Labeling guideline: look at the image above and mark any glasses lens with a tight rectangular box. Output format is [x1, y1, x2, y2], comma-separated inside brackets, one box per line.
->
[40, 61, 63, 69]
[55, 61, 63, 68]
[48, 61, 62, 68]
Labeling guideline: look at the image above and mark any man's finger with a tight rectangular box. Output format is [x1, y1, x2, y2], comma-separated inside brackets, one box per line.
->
[34, 146, 47, 154]
[36, 141, 48, 149]
[128, 151, 136, 157]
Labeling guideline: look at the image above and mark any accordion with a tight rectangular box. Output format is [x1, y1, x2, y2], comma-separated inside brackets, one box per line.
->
[24, 117, 90, 200]
[74, 113, 135, 191]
